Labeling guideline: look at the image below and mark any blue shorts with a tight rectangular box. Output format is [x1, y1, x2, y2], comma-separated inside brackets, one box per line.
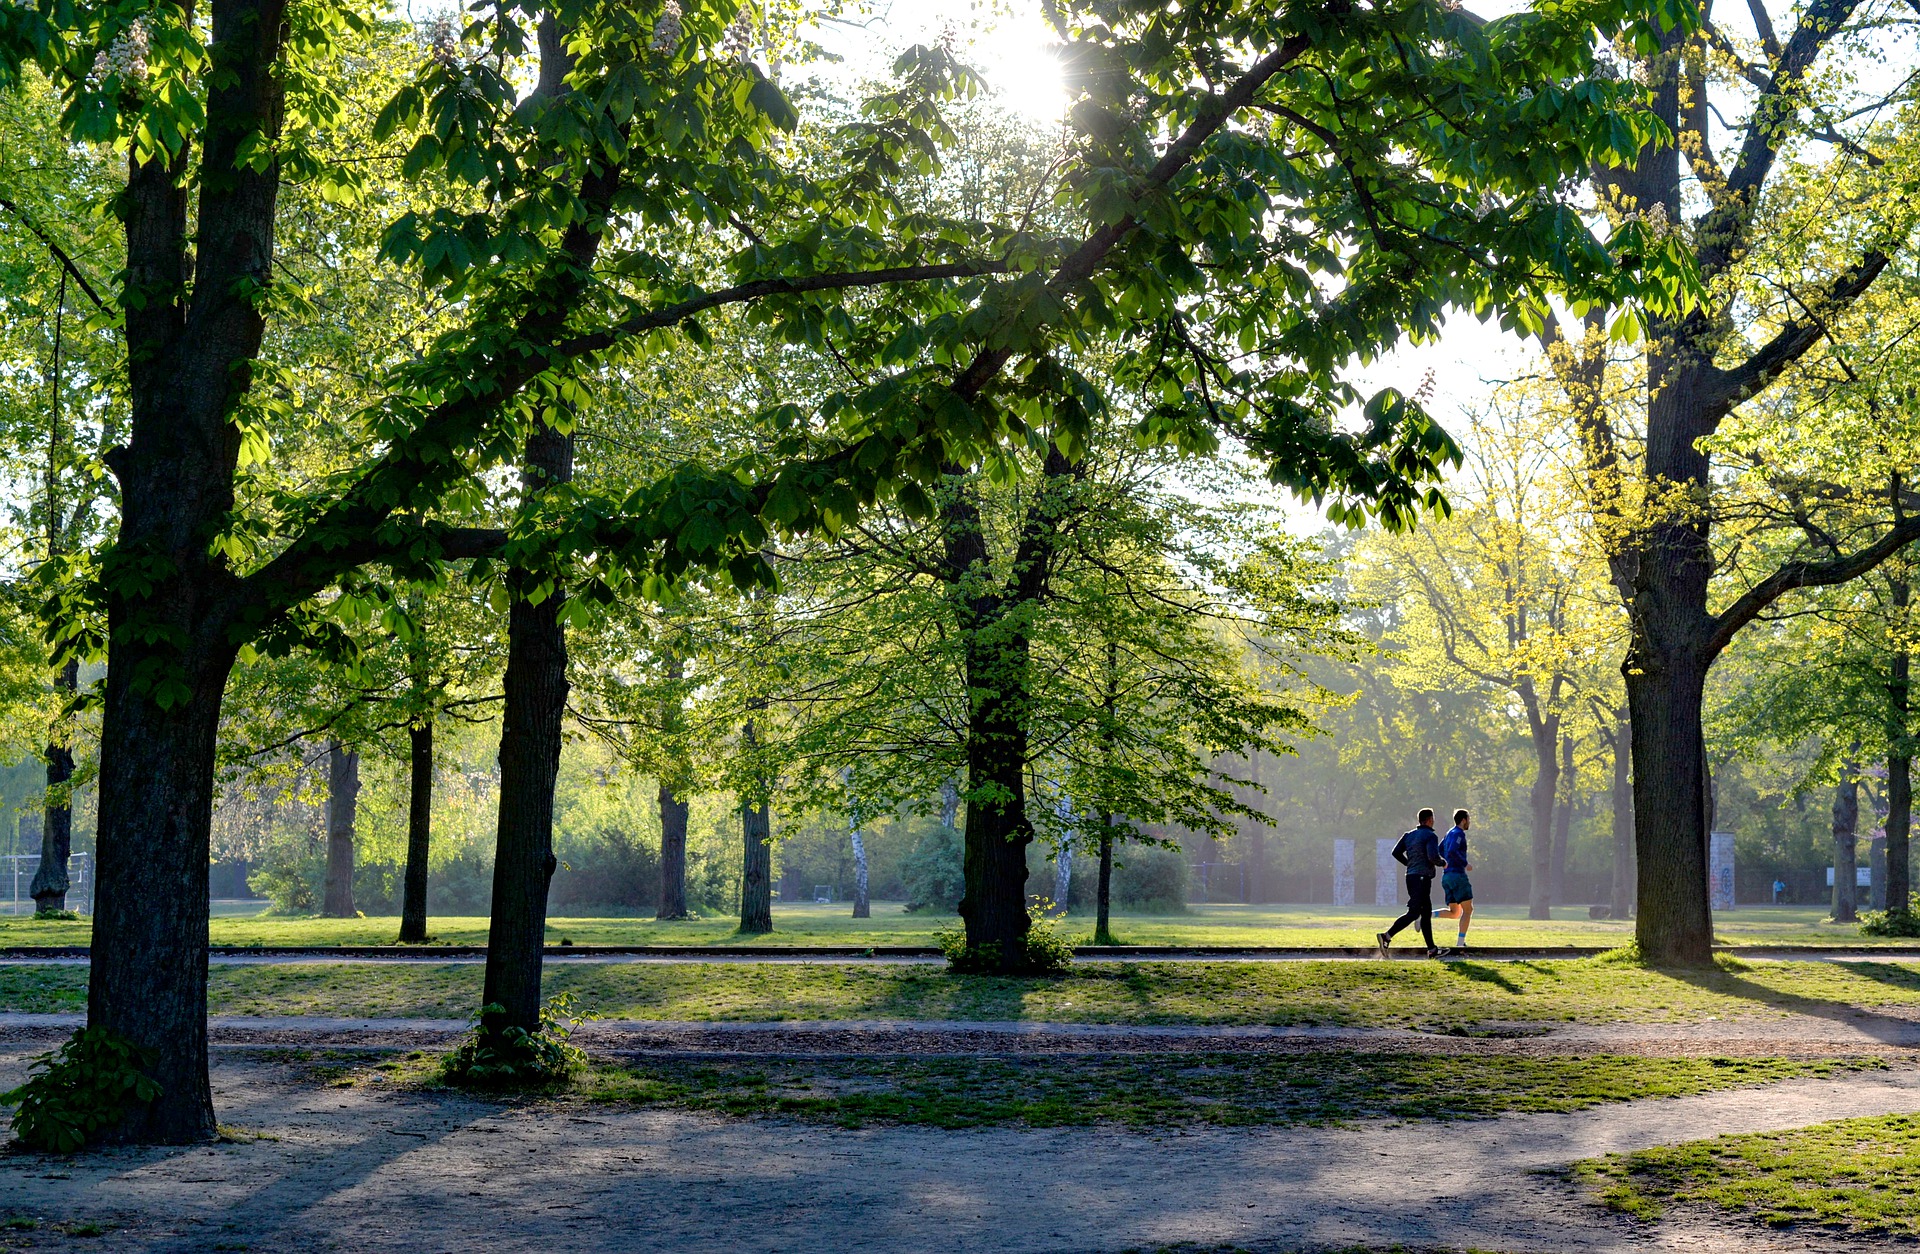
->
[1442, 871, 1473, 905]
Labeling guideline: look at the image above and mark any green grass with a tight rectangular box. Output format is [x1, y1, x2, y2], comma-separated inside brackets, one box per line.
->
[1576, 1111, 1920, 1234]
[9, 954, 1920, 1027]
[567, 1053, 1872, 1129]
[340, 1048, 1871, 1130]
[0, 902, 1898, 949]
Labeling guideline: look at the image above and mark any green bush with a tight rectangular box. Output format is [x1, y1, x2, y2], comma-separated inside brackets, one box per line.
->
[1, 1027, 161, 1152]
[902, 823, 964, 913]
[938, 903, 1074, 974]
[441, 993, 588, 1088]
[1113, 844, 1188, 912]
[1861, 909, 1920, 937]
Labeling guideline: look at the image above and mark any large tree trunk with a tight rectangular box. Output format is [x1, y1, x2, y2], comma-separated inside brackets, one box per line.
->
[1550, 733, 1575, 905]
[657, 783, 690, 919]
[1609, 708, 1634, 920]
[739, 800, 772, 934]
[1832, 765, 1860, 924]
[30, 658, 79, 913]
[1889, 570, 1912, 916]
[1627, 646, 1715, 965]
[321, 740, 359, 918]
[398, 719, 433, 943]
[478, 380, 573, 1040]
[86, 0, 289, 1143]
[958, 628, 1036, 964]
[1525, 711, 1560, 920]
[89, 648, 233, 1143]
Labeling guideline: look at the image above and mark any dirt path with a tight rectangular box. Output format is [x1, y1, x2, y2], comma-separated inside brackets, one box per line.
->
[1, 1055, 1917, 1253]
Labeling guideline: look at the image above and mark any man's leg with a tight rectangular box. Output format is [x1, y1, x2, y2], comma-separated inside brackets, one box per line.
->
[1457, 899, 1473, 940]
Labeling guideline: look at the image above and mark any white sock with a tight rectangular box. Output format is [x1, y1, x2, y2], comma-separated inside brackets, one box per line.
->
[1457, 932, 1467, 945]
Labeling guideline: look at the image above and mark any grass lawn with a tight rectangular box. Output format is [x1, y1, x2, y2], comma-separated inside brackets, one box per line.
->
[0, 902, 1894, 949]
[1576, 1111, 1920, 1235]
[8, 954, 1920, 1026]
[368, 1052, 1871, 1129]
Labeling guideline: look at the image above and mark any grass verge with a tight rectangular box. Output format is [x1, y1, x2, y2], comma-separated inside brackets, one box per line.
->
[11, 954, 1920, 1028]
[341, 1050, 1872, 1130]
[1576, 1110, 1920, 1234]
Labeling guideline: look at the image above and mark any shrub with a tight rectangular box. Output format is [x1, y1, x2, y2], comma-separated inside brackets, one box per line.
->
[1861, 909, 1920, 937]
[1113, 844, 1188, 912]
[938, 902, 1074, 974]
[549, 828, 660, 911]
[32, 908, 80, 921]
[1, 1028, 161, 1152]
[902, 823, 964, 913]
[440, 993, 588, 1088]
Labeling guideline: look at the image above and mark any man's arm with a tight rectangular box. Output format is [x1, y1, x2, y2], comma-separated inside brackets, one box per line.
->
[1393, 835, 1411, 867]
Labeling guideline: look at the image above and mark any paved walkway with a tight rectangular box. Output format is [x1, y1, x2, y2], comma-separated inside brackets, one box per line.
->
[0, 1056, 1915, 1252]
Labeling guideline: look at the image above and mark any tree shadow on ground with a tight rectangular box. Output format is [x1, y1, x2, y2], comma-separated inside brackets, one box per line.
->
[1444, 962, 1523, 994]
[1665, 963, 1920, 1046]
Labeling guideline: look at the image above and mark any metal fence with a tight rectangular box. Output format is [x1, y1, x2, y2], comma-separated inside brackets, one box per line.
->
[1, 853, 90, 914]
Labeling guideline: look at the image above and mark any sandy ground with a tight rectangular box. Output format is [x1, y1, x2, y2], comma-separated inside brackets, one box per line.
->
[1, 1039, 1919, 1253]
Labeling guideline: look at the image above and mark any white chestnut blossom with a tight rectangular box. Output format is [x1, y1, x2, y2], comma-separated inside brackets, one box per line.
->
[721, 5, 754, 62]
[651, 0, 683, 53]
[87, 18, 149, 90]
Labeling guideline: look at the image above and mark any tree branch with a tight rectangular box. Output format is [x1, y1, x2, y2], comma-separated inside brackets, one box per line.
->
[1707, 516, 1920, 660]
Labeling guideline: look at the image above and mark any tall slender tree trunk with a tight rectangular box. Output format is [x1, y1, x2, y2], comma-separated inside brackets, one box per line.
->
[737, 715, 772, 935]
[399, 719, 433, 943]
[1095, 819, 1115, 945]
[657, 783, 689, 919]
[30, 659, 79, 913]
[1526, 711, 1560, 920]
[1833, 764, 1861, 924]
[322, 740, 359, 918]
[1889, 569, 1912, 916]
[1609, 708, 1634, 920]
[849, 824, 870, 918]
[1550, 733, 1575, 905]
[477, 161, 575, 1040]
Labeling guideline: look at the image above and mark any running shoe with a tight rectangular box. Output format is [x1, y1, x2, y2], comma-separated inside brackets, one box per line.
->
[1375, 931, 1390, 959]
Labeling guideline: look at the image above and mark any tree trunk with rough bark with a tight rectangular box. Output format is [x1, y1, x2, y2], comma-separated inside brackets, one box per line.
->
[322, 740, 359, 918]
[85, 0, 291, 1143]
[1627, 646, 1715, 964]
[1833, 766, 1860, 924]
[477, 169, 576, 1041]
[739, 800, 772, 933]
[1550, 733, 1575, 906]
[399, 720, 433, 943]
[1609, 708, 1634, 920]
[657, 783, 690, 919]
[944, 452, 1075, 969]
[30, 659, 79, 913]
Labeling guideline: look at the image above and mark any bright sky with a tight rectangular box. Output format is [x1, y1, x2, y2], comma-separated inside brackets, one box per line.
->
[818, 0, 1548, 531]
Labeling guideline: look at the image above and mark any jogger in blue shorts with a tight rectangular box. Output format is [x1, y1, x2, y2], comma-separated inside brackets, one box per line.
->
[1438, 808, 1473, 952]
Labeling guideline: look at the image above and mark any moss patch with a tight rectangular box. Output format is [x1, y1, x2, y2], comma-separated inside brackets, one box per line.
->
[1577, 1110, 1920, 1233]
